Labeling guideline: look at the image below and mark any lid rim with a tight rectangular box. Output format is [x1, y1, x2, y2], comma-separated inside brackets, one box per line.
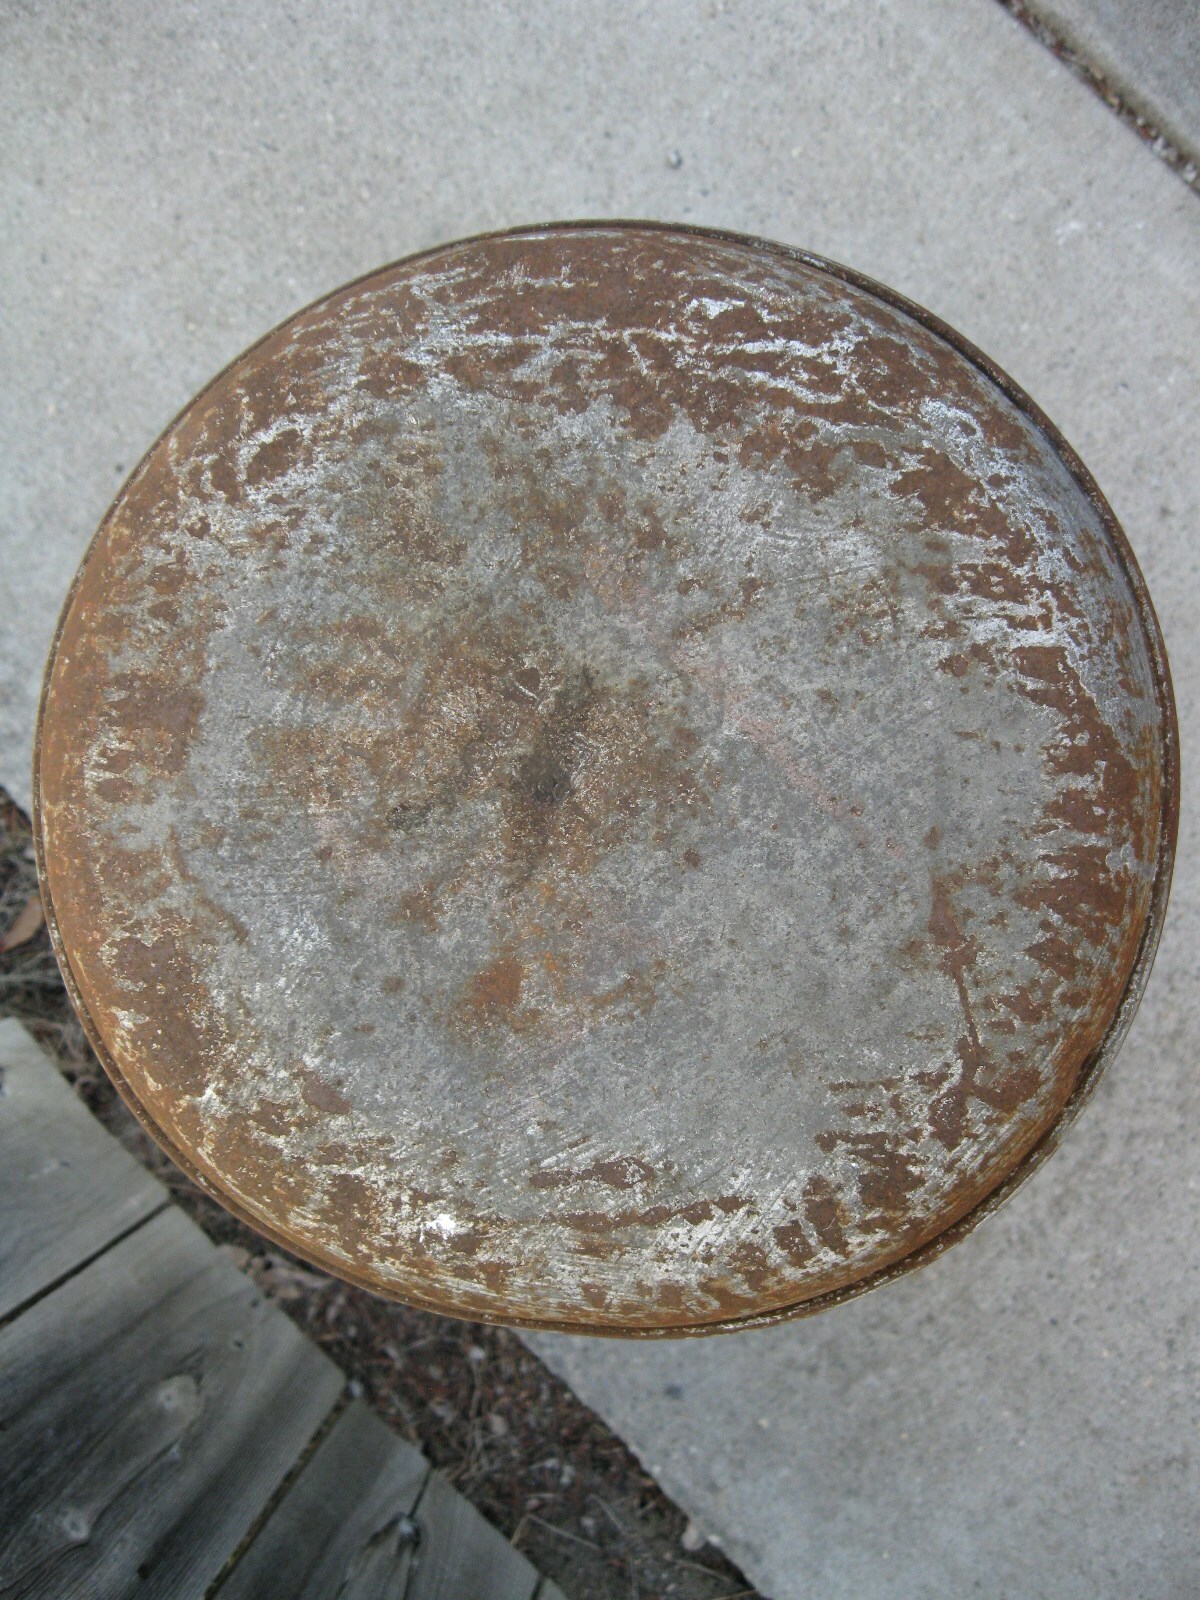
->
[32, 220, 1180, 1337]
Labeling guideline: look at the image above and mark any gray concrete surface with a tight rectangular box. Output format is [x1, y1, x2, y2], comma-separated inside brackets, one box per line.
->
[1026, 0, 1200, 164]
[2, 2, 1198, 1596]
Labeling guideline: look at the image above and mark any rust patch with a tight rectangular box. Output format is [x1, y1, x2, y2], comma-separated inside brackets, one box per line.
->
[468, 955, 526, 1016]
[530, 1155, 658, 1191]
[298, 1069, 354, 1116]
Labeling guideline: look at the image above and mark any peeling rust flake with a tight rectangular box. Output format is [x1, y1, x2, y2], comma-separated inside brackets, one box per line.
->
[34, 223, 1177, 1337]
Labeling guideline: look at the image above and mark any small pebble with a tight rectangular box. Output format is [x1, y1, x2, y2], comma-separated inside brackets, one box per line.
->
[681, 1520, 708, 1552]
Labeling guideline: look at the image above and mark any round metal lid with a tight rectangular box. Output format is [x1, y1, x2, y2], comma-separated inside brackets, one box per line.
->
[36, 223, 1177, 1335]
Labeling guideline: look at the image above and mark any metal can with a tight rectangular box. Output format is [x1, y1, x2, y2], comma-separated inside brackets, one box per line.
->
[35, 223, 1178, 1335]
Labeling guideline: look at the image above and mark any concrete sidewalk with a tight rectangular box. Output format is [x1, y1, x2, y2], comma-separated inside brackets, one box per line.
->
[3, 4, 1197, 1596]
[1022, 0, 1200, 166]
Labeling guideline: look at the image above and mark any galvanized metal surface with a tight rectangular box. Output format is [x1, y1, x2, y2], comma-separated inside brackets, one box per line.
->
[34, 224, 1177, 1335]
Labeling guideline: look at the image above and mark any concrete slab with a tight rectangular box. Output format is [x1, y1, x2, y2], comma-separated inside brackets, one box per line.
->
[1024, 0, 1200, 164]
[2, 3, 1198, 1596]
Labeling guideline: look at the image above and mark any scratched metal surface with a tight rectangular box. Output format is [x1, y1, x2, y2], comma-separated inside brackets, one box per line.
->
[34, 224, 1176, 1335]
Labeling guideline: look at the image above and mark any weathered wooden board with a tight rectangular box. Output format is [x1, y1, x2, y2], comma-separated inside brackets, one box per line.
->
[407, 1469, 540, 1600]
[0, 1017, 164, 1321]
[216, 1399, 429, 1599]
[0, 1205, 343, 1599]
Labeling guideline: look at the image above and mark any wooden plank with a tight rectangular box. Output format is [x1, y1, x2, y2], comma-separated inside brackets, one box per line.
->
[407, 1469, 540, 1600]
[0, 1206, 343, 1599]
[216, 1400, 430, 1599]
[0, 1018, 165, 1319]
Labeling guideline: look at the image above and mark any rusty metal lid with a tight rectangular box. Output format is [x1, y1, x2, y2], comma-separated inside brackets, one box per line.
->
[35, 223, 1177, 1335]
